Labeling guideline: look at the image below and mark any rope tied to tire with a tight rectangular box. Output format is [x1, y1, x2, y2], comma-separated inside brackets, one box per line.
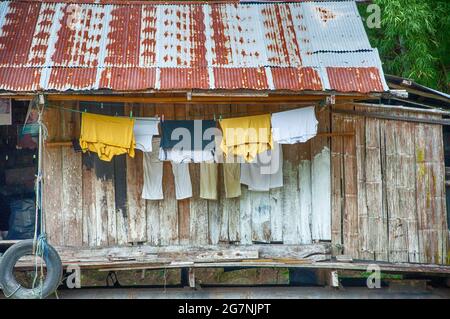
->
[0, 96, 62, 299]
[30, 99, 49, 299]
[31, 233, 49, 299]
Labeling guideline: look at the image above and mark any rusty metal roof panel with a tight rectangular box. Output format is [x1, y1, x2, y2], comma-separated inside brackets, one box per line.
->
[99, 67, 156, 90]
[271, 67, 322, 91]
[327, 67, 385, 93]
[0, 66, 41, 91]
[213, 67, 269, 90]
[260, 3, 302, 67]
[0, 1, 387, 93]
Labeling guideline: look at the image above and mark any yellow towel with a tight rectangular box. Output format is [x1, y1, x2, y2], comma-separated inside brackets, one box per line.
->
[200, 163, 218, 200]
[219, 114, 272, 162]
[223, 163, 241, 198]
[79, 113, 136, 161]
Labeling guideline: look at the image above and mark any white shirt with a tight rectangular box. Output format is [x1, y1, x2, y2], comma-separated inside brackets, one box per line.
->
[134, 118, 159, 152]
[271, 106, 318, 144]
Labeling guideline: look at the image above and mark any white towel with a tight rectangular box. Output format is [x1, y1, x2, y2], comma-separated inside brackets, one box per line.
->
[271, 106, 318, 144]
[134, 118, 159, 152]
[172, 163, 193, 200]
[240, 142, 283, 192]
[142, 138, 163, 200]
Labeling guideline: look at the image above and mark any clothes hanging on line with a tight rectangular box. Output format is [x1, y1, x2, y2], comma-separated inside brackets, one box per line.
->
[134, 117, 160, 152]
[142, 138, 163, 200]
[172, 162, 193, 200]
[240, 142, 283, 192]
[271, 106, 318, 144]
[219, 114, 272, 163]
[159, 120, 217, 163]
[200, 163, 218, 200]
[79, 113, 136, 161]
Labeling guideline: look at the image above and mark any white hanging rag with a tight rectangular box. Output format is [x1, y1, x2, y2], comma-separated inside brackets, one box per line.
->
[134, 117, 159, 152]
[172, 162, 193, 200]
[142, 138, 193, 200]
[240, 142, 283, 192]
[271, 106, 318, 144]
[142, 138, 163, 200]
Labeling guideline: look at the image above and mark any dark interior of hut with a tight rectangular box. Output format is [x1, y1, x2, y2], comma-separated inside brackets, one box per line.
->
[0, 100, 37, 241]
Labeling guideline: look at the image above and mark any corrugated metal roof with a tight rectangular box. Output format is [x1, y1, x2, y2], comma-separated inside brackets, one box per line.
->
[0, 1, 388, 93]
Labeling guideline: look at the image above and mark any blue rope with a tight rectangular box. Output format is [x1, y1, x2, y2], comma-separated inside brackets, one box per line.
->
[35, 233, 49, 261]
[31, 233, 49, 299]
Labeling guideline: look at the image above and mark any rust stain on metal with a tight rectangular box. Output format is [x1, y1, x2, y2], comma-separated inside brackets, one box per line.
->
[271, 67, 322, 91]
[0, 2, 41, 65]
[99, 67, 156, 90]
[327, 67, 384, 93]
[190, 5, 207, 69]
[316, 6, 336, 23]
[159, 67, 209, 90]
[213, 67, 268, 90]
[106, 5, 141, 66]
[210, 4, 231, 66]
[140, 5, 157, 65]
[0, 67, 41, 91]
[262, 3, 301, 66]
[47, 67, 97, 90]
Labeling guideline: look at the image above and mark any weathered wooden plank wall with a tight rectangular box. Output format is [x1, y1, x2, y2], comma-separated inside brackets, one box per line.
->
[43, 101, 448, 265]
[43, 101, 83, 247]
[331, 104, 448, 265]
[43, 102, 332, 250]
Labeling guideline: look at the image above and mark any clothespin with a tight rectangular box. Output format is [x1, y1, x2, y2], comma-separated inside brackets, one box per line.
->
[129, 110, 133, 118]
[219, 114, 222, 122]
[213, 113, 216, 121]
[162, 114, 165, 122]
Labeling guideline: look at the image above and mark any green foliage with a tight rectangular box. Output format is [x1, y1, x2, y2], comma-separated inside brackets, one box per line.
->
[358, 0, 449, 92]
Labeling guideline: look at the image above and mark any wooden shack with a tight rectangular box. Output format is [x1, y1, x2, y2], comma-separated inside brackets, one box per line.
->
[0, 1, 448, 274]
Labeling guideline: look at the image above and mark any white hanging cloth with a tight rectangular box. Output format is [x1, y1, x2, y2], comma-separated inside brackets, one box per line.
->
[240, 142, 283, 192]
[271, 106, 318, 144]
[142, 138, 163, 200]
[134, 117, 159, 152]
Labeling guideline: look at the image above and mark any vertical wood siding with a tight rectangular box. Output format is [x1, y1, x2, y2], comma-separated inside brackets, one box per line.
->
[331, 104, 448, 264]
[42, 102, 448, 265]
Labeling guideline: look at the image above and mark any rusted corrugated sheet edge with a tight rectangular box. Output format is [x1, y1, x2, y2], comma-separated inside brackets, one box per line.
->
[373, 48, 389, 91]
[0, 66, 386, 93]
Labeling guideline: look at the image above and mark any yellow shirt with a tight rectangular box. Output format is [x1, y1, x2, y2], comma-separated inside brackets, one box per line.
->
[219, 114, 272, 162]
[79, 113, 136, 161]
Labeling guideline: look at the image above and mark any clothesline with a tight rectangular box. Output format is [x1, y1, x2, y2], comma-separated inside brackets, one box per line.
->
[44, 102, 325, 121]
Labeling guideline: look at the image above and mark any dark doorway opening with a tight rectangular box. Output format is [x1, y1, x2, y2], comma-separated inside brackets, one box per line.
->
[0, 99, 37, 241]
